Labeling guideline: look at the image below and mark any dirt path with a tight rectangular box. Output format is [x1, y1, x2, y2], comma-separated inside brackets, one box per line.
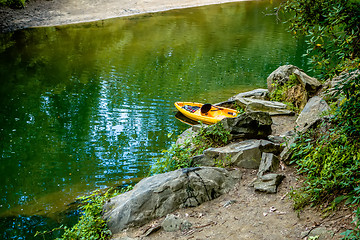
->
[0, 0, 250, 33]
[113, 167, 351, 240]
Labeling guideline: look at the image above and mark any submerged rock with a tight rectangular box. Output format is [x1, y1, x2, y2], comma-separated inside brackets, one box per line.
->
[103, 167, 240, 234]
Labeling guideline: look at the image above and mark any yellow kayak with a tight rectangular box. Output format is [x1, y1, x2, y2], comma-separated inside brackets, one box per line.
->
[174, 102, 238, 125]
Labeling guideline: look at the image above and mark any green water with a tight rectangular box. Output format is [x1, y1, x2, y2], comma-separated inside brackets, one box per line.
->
[0, 1, 307, 238]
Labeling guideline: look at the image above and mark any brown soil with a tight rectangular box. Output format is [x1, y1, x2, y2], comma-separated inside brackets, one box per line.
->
[0, 0, 249, 33]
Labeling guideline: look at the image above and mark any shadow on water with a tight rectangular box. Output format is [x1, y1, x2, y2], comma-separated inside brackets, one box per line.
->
[0, 0, 308, 238]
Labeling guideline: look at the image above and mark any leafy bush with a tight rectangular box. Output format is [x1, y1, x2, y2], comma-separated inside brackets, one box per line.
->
[289, 127, 360, 209]
[149, 142, 194, 175]
[279, 0, 360, 78]
[150, 122, 231, 175]
[194, 122, 231, 148]
[36, 187, 132, 240]
[0, 0, 26, 8]
[333, 70, 360, 137]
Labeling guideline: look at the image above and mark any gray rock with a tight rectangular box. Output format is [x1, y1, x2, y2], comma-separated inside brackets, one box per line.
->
[257, 153, 280, 177]
[176, 125, 201, 146]
[161, 214, 192, 232]
[227, 89, 270, 101]
[112, 237, 139, 240]
[234, 97, 294, 116]
[267, 135, 286, 144]
[279, 135, 296, 165]
[103, 167, 238, 234]
[301, 227, 334, 240]
[252, 173, 285, 194]
[192, 154, 214, 167]
[267, 65, 321, 96]
[202, 139, 279, 169]
[220, 111, 272, 139]
[295, 96, 330, 132]
[319, 70, 360, 101]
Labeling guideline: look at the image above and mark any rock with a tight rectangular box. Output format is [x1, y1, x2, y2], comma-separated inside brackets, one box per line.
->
[103, 167, 239, 234]
[161, 214, 192, 232]
[267, 135, 286, 144]
[319, 70, 360, 101]
[252, 173, 285, 194]
[267, 65, 321, 96]
[280, 97, 330, 164]
[295, 96, 331, 132]
[227, 89, 270, 101]
[112, 237, 139, 240]
[220, 111, 272, 139]
[201, 139, 279, 169]
[192, 154, 213, 167]
[279, 135, 296, 165]
[301, 227, 334, 240]
[176, 125, 201, 146]
[257, 153, 280, 177]
[234, 97, 294, 115]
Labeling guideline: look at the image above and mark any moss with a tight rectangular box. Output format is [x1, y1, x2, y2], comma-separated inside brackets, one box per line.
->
[270, 73, 305, 112]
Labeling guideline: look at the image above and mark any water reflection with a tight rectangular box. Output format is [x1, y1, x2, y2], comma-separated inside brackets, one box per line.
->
[0, 0, 307, 238]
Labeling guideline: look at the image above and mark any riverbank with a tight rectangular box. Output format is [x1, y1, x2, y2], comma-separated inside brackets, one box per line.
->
[0, 0, 255, 33]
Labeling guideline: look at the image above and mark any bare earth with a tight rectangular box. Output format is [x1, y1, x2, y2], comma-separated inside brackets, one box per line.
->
[116, 167, 352, 240]
[1, 0, 250, 32]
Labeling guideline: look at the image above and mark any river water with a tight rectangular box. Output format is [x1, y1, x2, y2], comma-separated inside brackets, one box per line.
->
[0, 1, 307, 238]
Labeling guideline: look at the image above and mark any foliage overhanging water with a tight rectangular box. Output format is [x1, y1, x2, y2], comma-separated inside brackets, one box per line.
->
[0, 1, 308, 238]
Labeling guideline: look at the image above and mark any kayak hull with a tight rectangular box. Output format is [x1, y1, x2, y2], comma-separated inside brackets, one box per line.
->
[174, 102, 238, 125]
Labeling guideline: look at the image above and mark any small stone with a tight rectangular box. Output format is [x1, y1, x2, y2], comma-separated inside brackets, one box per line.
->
[161, 214, 192, 232]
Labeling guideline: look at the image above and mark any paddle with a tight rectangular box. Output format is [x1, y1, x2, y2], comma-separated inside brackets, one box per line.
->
[201, 103, 224, 114]
[200, 103, 212, 114]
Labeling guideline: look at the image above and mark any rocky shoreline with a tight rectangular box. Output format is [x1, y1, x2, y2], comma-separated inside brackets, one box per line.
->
[102, 65, 352, 240]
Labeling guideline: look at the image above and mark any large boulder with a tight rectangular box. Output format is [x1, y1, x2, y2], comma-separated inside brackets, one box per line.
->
[103, 167, 240, 234]
[267, 65, 321, 95]
[196, 139, 282, 169]
[227, 88, 270, 101]
[219, 111, 272, 139]
[234, 97, 294, 115]
[295, 96, 331, 132]
[280, 96, 330, 164]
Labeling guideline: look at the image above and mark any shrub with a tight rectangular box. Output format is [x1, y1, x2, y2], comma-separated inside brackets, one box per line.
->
[278, 0, 360, 78]
[150, 122, 231, 175]
[0, 0, 26, 8]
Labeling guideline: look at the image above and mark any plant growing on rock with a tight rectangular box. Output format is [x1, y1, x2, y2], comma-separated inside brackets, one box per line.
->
[269, 73, 302, 112]
[150, 122, 232, 175]
[192, 122, 231, 155]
